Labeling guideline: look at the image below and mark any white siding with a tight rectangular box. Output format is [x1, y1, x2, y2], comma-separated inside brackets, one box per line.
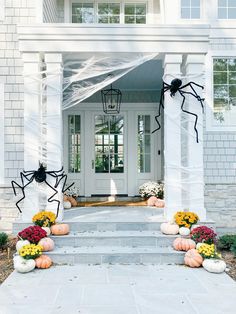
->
[0, 0, 4, 21]
[0, 83, 4, 184]
[43, 0, 58, 23]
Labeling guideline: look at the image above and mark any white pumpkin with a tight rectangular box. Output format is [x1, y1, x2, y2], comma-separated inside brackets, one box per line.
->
[196, 242, 204, 250]
[63, 201, 71, 209]
[42, 227, 51, 236]
[191, 224, 201, 231]
[160, 222, 179, 235]
[13, 256, 36, 273]
[16, 240, 30, 253]
[179, 227, 190, 236]
[202, 259, 226, 274]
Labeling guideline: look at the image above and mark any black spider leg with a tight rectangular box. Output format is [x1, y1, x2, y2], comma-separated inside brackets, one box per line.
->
[11, 172, 35, 213]
[152, 82, 170, 133]
[53, 172, 75, 193]
[179, 82, 204, 113]
[178, 90, 199, 143]
[44, 179, 61, 219]
[46, 166, 64, 174]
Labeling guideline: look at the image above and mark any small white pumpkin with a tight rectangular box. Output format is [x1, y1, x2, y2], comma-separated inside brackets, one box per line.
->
[160, 222, 179, 235]
[42, 227, 51, 236]
[13, 256, 36, 273]
[179, 227, 190, 236]
[16, 240, 30, 253]
[196, 242, 204, 250]
[202, 259, 226, 274]
[191, 224, 201, 231]
[63, 201, 71, 209]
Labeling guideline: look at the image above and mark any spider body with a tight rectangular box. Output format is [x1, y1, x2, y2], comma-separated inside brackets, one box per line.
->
[152, 78, 204, 143]
[170, 78, 182, 96]
[11, 163, 74, 218]
[34, 164, 47, 183]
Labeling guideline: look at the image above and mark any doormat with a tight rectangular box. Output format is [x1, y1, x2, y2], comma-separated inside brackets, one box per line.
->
[76, 200, 147, 207]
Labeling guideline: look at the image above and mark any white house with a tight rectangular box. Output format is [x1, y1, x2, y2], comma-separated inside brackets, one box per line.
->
[0, 0, 236, 233]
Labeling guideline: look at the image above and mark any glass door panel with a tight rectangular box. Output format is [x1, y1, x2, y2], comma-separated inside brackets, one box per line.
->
[95, 115, 124, 173]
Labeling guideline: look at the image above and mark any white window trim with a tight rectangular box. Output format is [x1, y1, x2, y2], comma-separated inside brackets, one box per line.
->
[179, 0, 202, 20]
[0, 84, 4, 184]
[0, 0, 5, 21]
[69, 0, 149, 24]
[206, 51, 236, 131]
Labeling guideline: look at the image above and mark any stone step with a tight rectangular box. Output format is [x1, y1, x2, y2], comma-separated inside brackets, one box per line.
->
[50, 231, 178, 248]
[13, 220, 216, 234]
[46, 246, 185, 265]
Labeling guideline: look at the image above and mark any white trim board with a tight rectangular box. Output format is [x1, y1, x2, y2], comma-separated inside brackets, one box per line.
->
[0, 83, 4, 184]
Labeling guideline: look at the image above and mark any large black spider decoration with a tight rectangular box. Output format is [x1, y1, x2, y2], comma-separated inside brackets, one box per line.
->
[11, 163, 74, 218]
[152, 78, 204, 143]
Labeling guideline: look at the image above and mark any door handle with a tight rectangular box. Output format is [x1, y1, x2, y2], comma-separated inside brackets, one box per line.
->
[92, 160, 95, 169]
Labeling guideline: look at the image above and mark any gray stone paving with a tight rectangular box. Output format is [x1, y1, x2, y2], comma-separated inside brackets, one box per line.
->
[0, 264, 236, 314]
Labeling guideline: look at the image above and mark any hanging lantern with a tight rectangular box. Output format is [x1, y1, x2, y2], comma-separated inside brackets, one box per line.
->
[101, 84, 122, 114]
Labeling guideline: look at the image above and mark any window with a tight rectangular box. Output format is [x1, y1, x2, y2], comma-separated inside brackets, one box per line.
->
[138, 115, 151, 173]
[213, 58, 236, 126]
[97, 3, 120, 23]
[218, 0, 236, 19]
[68, 115, 81, 172]
[181, 0, 200, 19]
[71, 1, 147, 24]
[72, 3, 94, 23]
[95, 115, 124, 173]
[124, 3, 146, 24]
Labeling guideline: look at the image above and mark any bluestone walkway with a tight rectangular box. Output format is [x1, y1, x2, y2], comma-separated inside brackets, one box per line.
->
[0, 264, 236, 314]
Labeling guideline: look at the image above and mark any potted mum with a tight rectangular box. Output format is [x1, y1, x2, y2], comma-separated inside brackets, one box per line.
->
[191, 226, 217, 245]
[32, 211, 56, 235]
[18, 226, 47, 244]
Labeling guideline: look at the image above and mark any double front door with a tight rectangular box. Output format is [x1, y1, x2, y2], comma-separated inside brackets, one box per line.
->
[64, 104, 162, 196]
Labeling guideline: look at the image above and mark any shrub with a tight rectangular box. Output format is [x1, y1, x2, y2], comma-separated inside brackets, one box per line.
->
[231, 238, 236, 257]
[0, 232, 8, 249]
[217, 234, 236, 250]
[190, 226, 217, 245]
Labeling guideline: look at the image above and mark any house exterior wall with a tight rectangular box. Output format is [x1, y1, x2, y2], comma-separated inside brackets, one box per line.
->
[0, 0, 37, 232]
[0, 0, 236, 232]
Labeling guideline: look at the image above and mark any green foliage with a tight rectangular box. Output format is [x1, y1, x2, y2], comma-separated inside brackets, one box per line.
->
[231, 238, 236, 257]
[217, 234, 236, 250]
[0, 232, 8, 249]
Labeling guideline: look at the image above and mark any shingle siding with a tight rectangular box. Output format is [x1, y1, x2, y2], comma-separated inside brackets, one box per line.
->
[0, 0, 37, 233]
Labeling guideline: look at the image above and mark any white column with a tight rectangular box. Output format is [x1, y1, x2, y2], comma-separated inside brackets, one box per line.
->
[163, 54, 183, 220]
[23, 53, 41, 221]
[185, 55, 206, 220]
[45, 53, 64, 221]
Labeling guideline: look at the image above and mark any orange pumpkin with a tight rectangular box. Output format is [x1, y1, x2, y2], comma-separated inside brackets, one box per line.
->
[35, 255, 52, 269]
[184, 249, 203, 268]
[173, 238, 196, 251]
[63, 195, 68, 201]
[38, 237, 54, 251]
[68, 196, 77, 207]
[51, 223, 70, 235]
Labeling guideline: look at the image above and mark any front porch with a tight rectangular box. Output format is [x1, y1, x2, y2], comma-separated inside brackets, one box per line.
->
[17, 23, 208, 222]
